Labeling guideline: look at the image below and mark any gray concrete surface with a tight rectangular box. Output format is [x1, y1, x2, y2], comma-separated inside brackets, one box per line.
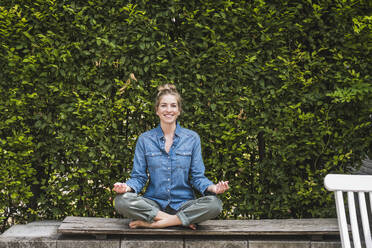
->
[185, 239, 248, 248]
[311, 242, 342, 248]
[121, 238, 183, 248]
[249, 240, 311, 248]
[1, 221, 61, 239]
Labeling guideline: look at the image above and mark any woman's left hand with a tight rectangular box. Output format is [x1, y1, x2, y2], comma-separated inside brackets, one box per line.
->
[208, 181, 229, 194]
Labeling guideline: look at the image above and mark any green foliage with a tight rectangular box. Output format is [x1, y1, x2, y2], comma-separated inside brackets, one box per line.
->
[1, 0, 371, 232]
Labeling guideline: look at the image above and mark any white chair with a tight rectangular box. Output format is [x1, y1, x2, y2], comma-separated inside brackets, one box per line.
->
[324, 174, 372, 248]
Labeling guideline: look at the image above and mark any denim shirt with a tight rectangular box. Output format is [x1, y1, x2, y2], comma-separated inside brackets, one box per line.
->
[125, 123, 213, 210]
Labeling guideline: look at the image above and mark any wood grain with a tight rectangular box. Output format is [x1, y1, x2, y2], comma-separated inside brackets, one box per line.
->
[58, 216, 340, 236]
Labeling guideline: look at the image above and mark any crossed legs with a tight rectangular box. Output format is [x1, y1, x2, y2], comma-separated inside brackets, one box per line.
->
[114, 192, 222, 229]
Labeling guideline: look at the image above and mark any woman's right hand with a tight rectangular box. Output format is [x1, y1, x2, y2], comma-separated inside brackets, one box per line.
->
[113, 182, 131, 194]
[207, 181, 229, 194]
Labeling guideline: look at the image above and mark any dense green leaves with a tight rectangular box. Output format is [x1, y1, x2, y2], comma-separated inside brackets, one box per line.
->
[1, 0, 371, 232]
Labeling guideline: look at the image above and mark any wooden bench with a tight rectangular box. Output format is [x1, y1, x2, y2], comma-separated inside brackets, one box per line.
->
[58, 216, 340, 240]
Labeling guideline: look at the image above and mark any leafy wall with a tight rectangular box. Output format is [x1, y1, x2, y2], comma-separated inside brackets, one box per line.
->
[1, 0, 371, 232]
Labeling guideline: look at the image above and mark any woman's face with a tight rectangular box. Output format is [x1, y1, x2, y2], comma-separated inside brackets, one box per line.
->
[156, 94, 180, 125]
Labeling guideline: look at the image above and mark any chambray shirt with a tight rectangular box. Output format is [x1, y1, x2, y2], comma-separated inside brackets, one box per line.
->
[125, 123, 213, 210]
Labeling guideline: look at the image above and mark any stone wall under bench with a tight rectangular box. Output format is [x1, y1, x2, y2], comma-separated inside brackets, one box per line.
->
[0, 218, 342, 248]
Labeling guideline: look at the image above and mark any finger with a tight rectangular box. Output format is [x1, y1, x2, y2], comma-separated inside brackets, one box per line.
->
[217, 185, 225, 193]
[218, 185, 225, 194]
[223, 182, 229, 188]
[222, 182, 228, 189]
[217, 183, 228, 193]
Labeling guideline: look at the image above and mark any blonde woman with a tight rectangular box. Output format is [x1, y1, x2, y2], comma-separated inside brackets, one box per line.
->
[113, 84, 229, 229]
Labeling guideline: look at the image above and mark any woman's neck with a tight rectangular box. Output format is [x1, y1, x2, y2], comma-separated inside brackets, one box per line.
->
[160, 122, 176, 136]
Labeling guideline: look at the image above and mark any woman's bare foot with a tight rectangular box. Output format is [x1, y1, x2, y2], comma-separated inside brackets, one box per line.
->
[129, 217, 197, 230]
[129, 220, 152, 229]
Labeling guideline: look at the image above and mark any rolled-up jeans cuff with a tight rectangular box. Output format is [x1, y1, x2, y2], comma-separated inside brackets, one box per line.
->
[147, 208, 159, 223]
[176, 211, 189, 226]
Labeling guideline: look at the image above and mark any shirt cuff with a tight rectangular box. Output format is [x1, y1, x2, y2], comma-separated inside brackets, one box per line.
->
[202, 183, 214, 196]
[125, 182, 137, 193]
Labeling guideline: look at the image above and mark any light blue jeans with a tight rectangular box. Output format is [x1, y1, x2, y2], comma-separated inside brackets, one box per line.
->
[114, 192, 222, 226]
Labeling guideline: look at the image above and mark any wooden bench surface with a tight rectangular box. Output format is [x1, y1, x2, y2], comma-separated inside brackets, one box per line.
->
[58, 216, 340, 237]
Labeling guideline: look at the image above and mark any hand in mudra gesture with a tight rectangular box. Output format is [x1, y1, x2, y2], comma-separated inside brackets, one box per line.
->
[113, 182, 132, 194]
[207, 181, 229, 194]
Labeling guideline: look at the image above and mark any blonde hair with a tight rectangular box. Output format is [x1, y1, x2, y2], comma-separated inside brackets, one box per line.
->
[155, 84, 182, 113]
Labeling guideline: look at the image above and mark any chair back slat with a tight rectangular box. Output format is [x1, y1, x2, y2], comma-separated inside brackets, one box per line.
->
[369, 192, 372, 216]
[335, 191, 351, 248]
[325, 174, 372, 248]
[358, 192, 372, 248]
[348, 192, 362, 248]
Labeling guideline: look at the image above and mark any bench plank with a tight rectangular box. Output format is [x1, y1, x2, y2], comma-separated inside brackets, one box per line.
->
[58, 216, 339, 236]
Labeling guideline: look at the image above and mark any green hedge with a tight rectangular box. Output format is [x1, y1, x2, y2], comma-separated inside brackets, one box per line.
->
[1, 0, 371, 232]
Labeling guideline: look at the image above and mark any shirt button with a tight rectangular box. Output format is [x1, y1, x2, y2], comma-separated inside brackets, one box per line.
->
[168, 178, 170, 181]
[168, 167, 170, 170]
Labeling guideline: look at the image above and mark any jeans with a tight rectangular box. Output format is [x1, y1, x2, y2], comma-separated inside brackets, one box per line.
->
[114, 192, 223, 226]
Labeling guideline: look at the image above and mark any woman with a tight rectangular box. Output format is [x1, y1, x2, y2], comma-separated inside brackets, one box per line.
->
[113, 84, 229, 229]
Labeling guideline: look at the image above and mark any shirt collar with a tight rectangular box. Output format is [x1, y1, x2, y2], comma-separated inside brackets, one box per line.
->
[174, 122, 182, 137]
[156, 122, 182, 139]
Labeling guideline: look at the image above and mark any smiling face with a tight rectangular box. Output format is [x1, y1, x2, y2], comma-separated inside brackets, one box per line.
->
[156, 94, 180, 126]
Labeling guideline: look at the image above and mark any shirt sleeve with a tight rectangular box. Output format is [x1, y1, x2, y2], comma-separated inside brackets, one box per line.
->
[125, 135, 148, 193]
[189, 133, 213, 194]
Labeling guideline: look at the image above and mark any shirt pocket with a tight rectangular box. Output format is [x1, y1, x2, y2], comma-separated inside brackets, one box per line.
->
[145, 151, 163, 170]
[175, 151, 192, 170]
